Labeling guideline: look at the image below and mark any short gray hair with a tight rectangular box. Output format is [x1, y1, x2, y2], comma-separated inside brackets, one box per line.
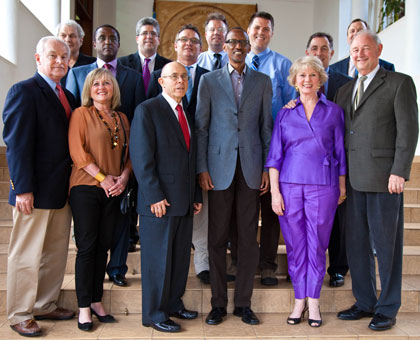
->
[288, 56, 328, 87]
[36, 36, 70, 56]
[351, 29, 381, 45]
[55, 19, 85, 39]
[136, 17, 160, 36]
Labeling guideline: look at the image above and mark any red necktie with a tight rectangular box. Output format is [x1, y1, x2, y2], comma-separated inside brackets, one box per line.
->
[176, 104, 190, 151]
[103, 63, 112, 70]
[56, 84, 71, 119]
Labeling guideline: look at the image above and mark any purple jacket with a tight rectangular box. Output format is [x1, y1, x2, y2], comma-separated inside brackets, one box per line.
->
[265, 93, 346, 186]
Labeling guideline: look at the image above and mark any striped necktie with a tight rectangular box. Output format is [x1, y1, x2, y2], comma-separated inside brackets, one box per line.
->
[185, 66, 193, 103]
[251, 55, 259, 71]
[354, 75, 367, 111]
[213, 53, 222, 70]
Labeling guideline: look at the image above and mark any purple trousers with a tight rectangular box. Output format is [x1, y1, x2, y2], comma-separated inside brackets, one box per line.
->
[279, 183, 339, 299]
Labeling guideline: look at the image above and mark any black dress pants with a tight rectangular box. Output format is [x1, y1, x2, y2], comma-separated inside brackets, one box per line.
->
[70, 185, 121, 308]
[208, 160, 260, 308]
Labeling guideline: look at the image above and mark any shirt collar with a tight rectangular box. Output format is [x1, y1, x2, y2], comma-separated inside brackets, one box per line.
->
[96, 58, 118, 70]
[162, 91, 184, 111]
[138, 52, 157, 64]
[296, 92, 328, 106]
[37, 71, 58, 92]
[207, 49, 226, 57]
[228, 63, 247, 75]
[248, 47, 271, 59]
[358, 64, 380, 82]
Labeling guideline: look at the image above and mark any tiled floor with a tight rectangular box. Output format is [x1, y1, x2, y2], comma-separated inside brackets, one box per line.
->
[0, 313, 419, 339]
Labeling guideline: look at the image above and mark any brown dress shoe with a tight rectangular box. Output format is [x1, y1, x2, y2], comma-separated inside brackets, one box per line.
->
[10, 319, 42, 337]
[35, 307, 75, 320]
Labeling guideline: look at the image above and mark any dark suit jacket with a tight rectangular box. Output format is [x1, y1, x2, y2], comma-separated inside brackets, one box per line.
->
[326, 69, 352, 101]
[3, 72, 77, 208]
[147, 65, 209, 118]
[60, 53, 97, 87]
[334, 68, 418, 192]
[66, 61, 145, 122]
[130, 94, 201, 217]
[330, 56, 395, 77]
[118, 52, 171, 74]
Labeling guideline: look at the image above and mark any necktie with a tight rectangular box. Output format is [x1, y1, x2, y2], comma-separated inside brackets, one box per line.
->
[103, 63, 112, 70]
[251, 55, 259, 71]
[213, 53, 222, 70]
[185, 66, 193, 103]
[143, 58, 151, 92]
[56, 84, 71, 119]
[176, 104, 190, 151]
[354, 75, 368, 111]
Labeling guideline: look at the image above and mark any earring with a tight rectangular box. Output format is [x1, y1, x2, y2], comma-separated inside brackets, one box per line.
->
[295, 86, 299, 92]
[317, 85, 321, 90]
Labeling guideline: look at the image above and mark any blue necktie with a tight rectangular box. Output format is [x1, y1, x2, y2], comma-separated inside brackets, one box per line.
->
[251, 55, 259, 71]
[186, 66, 193, 103]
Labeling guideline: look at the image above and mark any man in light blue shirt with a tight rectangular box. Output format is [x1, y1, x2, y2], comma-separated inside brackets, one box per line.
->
[197, 13, 229, 71]
[245, 11, 295, 286]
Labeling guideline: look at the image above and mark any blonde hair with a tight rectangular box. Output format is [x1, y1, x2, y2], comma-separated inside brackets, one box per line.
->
[287, 56, 328, 87]
[81, 68, 121, 110]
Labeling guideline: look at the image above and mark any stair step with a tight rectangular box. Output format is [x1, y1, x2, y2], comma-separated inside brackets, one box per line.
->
[405, 203, 420, 223]
[0, 199, 11, 221]
[404, 187, 420, 203]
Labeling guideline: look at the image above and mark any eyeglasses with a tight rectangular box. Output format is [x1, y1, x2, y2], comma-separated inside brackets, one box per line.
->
[177, 37, 201, 45]
[138, 31, 158, 37]
[162, 73, 189, 81]
[225, 39, 250, 47]
[207, 27, 226, 33]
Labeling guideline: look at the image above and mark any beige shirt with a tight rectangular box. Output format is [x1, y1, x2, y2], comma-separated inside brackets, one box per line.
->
[68, 105, 131, 190]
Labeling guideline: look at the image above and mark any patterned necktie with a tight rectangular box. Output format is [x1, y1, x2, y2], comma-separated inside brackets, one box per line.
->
[103, 63, 112, 70]
[185, 66, 193, 103]
[251, 55, 260, 71]
[56, 84, 71, 119]
[175, 104, 190, 151]
[213, 53, 222, 70]
[143, 58, 151, 92]
[354, 75, 368, 110]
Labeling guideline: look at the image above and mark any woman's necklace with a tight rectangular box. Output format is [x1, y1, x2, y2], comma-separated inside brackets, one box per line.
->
[94, 107, 120, 148]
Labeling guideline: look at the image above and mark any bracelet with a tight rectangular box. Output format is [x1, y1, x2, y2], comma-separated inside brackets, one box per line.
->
[340, 195, 347, 199]
[94, 172, 106, 183]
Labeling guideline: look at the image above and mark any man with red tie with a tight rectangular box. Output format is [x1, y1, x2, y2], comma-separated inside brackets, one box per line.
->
[130, 61, 202, 333]
[3, 36, 77, 337]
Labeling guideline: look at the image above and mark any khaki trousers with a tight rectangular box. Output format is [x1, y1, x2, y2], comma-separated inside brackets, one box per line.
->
[7, 204, 72, 324]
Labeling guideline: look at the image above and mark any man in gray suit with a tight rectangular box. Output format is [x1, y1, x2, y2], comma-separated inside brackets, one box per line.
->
[196, 27, 273, 326]
[335, 30, 418, 331]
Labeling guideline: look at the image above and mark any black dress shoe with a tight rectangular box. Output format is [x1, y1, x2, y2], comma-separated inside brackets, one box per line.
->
[329, 273, 345, 287]
[169, 308, 198, 320]
[205, 307, 227, 325]
[78, 321, 93, 331]
[197, 270, 210, 284]
[368, 314, 396, 331]
[128, 242, 137, 253]
[337, 304, 374, 320]
[226, 274, 235, 282]
[109, 274, 127, 287]
[143, 319, 181, 333]
[233, 307, 260, 325]
[90, 308, 116, 323]
[286, 274, 291, 282]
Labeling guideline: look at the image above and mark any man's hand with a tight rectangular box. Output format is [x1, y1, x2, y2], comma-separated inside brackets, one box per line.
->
[199, 172, 215, 191]
[283, 99, 298, 109]
[150, 199, 171, 218]
[193, 203, 203, 215]
[388, 174, 405, 194]
[260, 172, 269, 196]
[16, 192, 34, 215]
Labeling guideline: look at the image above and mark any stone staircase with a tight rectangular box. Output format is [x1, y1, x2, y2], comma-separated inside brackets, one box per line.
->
[0, 147, 419, 339]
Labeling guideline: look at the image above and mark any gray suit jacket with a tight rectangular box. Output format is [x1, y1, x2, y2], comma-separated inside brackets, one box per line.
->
[195, 65, 273, 190]
[334, 68, 418, 192]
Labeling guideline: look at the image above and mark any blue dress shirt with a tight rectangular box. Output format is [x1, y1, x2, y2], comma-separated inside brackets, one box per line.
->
[246, 48, 296, 119]
[197, 50, 228, 71]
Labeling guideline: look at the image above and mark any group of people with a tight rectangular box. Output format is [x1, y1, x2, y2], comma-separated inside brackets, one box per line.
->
[2, 9, 418, 339]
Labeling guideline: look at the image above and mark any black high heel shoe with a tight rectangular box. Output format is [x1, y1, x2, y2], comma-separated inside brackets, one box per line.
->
[90, 307, 116, 323]
[78, 320, 93, 331]
[287, 302, 308, 325]
[308, 307, 322, 327]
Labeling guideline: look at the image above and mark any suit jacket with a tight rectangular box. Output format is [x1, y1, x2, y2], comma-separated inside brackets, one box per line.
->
[195, 65, 273, 190]
[330, 56, 395, 77]
[118, 52, 171, 74]
[147, 65, 210, 118]
[66, 61, 145, 122]
[326, 69, 352, 101]
[334, 68, 418, 192]
[130, 94, 202, 216]
[60, 53, 97, 87]
[3, 72, 77, 208]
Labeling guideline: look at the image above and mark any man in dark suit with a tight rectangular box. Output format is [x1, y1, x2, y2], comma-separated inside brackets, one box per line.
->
[305, 32, 352, 288]
[330, 18, 395, 77]
[196, 28, 273, 326]
[66, 24, 146, 287]
[130, 61, 202, 333]
[3, 36, 77, 337]
[119, 17, 171, 95]
[56, 19, 96, 86]
[335, 30, 418, 331]
[147, 24, 209, 118]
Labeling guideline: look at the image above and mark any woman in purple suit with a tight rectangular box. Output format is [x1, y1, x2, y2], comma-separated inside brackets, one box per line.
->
[266, 56, 346, 327]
